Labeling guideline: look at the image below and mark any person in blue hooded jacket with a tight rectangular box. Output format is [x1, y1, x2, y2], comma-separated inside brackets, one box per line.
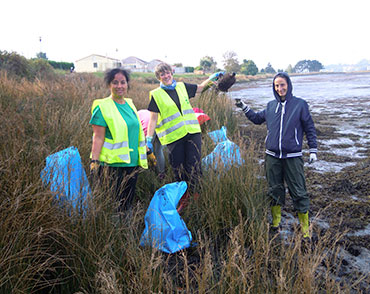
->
[236, 72, 317, 239]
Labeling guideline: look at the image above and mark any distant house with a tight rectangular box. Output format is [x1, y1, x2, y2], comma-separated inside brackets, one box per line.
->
[343, 65, 356, 72]
[147, 59, 164, 72]
[121, 56, 148, 72]
[173, 66, 186, 74]
[74, 54, 121, 73]
[147, 59, 185, 73]
[194, 69, 205, 75]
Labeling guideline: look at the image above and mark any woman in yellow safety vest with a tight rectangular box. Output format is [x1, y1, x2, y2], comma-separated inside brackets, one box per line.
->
[146, 62, 222, 212]
[90, 68, 148, 212]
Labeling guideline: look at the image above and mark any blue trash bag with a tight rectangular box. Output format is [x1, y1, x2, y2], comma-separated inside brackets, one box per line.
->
[202, 126, 244, 170]
[208, 125, 228, 144]
[40, 146, 91, 214]
[140, 181, 193, 254]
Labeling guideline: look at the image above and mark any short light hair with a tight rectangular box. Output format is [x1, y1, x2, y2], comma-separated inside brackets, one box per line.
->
[154, 62, 173, 80]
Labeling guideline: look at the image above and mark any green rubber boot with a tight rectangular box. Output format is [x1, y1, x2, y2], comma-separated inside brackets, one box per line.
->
[271, 205, 281, 228]
[298, 211, 310, 238]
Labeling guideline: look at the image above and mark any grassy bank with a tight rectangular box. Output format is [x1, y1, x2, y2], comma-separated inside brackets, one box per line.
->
[0, 70, 361, 293]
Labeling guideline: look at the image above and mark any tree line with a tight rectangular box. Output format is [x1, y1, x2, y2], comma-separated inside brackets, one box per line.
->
[195, 51, 324, 75]
[2, 49, 323, 78]
[0, 51, 74, 80]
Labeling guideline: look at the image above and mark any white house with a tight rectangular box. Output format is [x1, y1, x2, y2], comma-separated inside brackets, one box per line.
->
[74, 54, 121, 73]
[147, 59, 185, 73]
[173, 66, 186, 74]
[147, 59, 164, 72]
[121, 56, 148, 72]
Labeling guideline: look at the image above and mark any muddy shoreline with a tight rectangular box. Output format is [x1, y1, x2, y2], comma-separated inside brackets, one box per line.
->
[234, 95, 370, 287]
[237, 112, 370, 238]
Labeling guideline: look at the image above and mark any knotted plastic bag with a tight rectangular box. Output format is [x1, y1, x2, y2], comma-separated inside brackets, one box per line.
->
[193, 107, 211, 125]
[41, 146, 90, 214]
[202, 126, 244, 170]
[140, 181, 192, 253]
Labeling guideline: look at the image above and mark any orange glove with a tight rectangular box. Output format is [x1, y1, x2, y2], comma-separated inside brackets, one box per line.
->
[90, 160, 100, 173]
[147, 150, 157, 167]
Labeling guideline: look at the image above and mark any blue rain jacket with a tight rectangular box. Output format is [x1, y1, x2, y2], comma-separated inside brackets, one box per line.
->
[243, 72, 317, 159]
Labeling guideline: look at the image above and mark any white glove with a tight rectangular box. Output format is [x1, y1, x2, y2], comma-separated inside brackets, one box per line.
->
[309, 153, 317, 164]
[235, 99, 249, 112]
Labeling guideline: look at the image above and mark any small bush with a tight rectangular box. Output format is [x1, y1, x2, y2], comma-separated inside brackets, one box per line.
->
[48, 60, 74, 70]
[0, 50, 33, 80]
[30, 58, 57, 80]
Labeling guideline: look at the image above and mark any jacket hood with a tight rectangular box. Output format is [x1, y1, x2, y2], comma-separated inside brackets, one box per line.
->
[272, 72, 293, 102]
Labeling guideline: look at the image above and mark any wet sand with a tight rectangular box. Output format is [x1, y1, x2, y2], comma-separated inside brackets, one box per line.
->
[232, 74, 370, 287]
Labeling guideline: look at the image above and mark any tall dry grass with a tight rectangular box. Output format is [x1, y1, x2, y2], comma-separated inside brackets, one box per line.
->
[0, 70, 363, 293]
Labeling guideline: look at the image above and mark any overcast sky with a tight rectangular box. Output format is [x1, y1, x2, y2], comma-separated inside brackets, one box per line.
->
[1, 0, 369, 70]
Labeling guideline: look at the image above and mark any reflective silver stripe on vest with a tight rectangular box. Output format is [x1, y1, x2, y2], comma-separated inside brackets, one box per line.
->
[182, 108, 195, 115]
[184, 120, 198, 125]
[139, 140, 146, 147]
[118, 154, 130, 161]
[157, 119, 199, 138]
[157, 121, 185, 138]
[157, 112, 181, 128]
[140, 154, 147, 160]
[103, 140, 129, 150]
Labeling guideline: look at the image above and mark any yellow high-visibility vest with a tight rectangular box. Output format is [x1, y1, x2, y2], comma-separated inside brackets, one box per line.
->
[149, 82, 200, 145]
[91, 96, 148, 168]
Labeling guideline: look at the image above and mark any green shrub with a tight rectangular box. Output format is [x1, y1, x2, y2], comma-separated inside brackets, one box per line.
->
[0, 50, 33, 80]
[30, 58, 57, 79]
[48, 60, 74, 70]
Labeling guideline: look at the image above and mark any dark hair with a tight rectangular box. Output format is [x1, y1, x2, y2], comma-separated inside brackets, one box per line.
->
[104, 68, 130, 87]
[273, 72, 289, 83]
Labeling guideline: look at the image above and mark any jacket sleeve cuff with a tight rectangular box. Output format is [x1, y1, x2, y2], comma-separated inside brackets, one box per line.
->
[242, 105, 250, 113]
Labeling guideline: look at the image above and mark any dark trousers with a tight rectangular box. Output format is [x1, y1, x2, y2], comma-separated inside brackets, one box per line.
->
[95, 166, 139, 212]
[265, 155, 309, 213]
[166, 133, 202, 193]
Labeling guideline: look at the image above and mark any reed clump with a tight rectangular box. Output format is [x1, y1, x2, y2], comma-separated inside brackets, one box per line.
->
[0, 69, 363, 293]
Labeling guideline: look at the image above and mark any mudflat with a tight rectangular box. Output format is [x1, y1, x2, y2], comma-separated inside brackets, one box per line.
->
[232, 73, 370, 285]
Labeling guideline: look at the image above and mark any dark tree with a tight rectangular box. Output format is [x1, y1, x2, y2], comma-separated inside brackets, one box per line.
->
[240, 59, 258, 76]
[264, 62, 276, 74]
[199, 56, 217, 73]
[294, 60, 323, 73]
[36, 52, 48, 59]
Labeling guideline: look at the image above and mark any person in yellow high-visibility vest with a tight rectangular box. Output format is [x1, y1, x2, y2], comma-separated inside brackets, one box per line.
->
[146, 62, 223, 212]
[90, 68, 148, 213]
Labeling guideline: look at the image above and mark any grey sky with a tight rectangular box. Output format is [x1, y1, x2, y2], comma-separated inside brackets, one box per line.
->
[1, 0, 368, 70]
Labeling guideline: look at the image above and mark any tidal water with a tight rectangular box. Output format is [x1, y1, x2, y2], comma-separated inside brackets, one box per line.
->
[230, 73, 370, 173]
